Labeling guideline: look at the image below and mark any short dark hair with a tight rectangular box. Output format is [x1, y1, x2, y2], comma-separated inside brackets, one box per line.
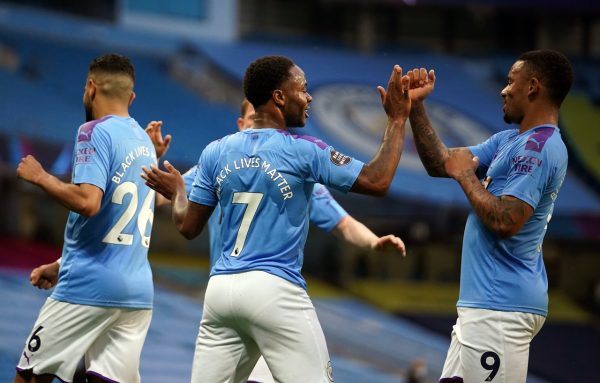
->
[517, 49, 573, 107]
[89, 53, 135, 82]
[243, 56, 295, 108]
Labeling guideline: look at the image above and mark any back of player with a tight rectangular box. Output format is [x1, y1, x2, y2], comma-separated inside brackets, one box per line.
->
[15, 54, 156, 383]
[53, 115, 157, 308]
[192, 129, 362, 289]
[189, 129, 362, 382]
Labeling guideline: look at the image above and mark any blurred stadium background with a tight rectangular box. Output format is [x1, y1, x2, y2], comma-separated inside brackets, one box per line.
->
[0, 1, 599, 382]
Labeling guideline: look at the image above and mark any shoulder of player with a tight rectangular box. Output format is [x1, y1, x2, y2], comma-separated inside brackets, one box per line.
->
[76, 116, 115, 143]
[275, 130, 330, 152]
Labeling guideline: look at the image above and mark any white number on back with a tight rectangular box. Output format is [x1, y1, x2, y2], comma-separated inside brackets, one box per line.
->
[102, 181, 155, 248]
[230, 192, 263, 257]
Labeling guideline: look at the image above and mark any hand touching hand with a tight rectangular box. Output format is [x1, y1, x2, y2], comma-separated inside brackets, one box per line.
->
[444, 149, 480, 180]
[145, 120, 172, 158]
[377, 65, 411, 121]
[141, 160, 185, 200]
[407, 68, 436, 102]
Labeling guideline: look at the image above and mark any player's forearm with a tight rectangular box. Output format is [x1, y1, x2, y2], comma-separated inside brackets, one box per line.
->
[36, 173, 99, 217]
[455, 172, 524, 238]
[171, 187, 190, 235]
[409, 101, 450, 177]
[334, 215, 379, 250]
[352, 117, 406, 196]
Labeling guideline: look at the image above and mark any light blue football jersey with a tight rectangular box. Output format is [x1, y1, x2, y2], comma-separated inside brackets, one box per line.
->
[459, 125, 567, 316]
[188, 128, 363, 289]
[51, 115, 157, 309]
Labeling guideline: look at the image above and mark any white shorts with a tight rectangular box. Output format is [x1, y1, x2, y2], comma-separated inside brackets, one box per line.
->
[440, 307, 545, 383]
[17, 298, 152, 383]
[247, 356, 275, 383]
[191, 270, 334, 383]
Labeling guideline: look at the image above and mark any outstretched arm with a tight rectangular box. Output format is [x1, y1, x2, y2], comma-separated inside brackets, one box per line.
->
[142, 161, 214, 239]
[334, 215, 406, 256]
[17, 155, 102, 217]
[350, 65, 411, 196]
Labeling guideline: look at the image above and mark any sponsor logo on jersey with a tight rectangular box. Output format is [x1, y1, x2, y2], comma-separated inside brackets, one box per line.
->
[525, 127, 554, 153]
[330, 149, 352, 166]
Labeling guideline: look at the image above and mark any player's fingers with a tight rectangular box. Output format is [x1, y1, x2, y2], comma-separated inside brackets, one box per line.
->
[419, 68, 428, 84]
[429, 69, 436, 84]
[401, 75, 410, 97]
[393, 65, 403, 85]
[411, 68, 420, 83]
[163, 134, 172, 147]
[163, 160, 175, 173]
[377, 86, 386, 104]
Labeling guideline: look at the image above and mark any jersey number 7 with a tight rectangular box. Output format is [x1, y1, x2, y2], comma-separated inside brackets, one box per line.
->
[230, 192, 263, 257]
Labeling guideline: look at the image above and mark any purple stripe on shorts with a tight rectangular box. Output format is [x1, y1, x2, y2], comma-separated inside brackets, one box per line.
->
[439, 377, 464, 382]
[15, 367, 69, 383]
[276, 129, 328, 150]
[86, 370, 121, 383]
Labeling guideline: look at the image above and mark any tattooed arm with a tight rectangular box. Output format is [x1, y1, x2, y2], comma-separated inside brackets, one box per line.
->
[447, 145, 533, 238]
[455, 173, 533, 238]
[408, 68, 532, 237]
[407, 68, 461, 178]
[409, 101, 464, 178]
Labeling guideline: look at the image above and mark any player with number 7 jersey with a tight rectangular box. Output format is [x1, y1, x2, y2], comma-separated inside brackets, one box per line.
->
[142, 55, 412, 383]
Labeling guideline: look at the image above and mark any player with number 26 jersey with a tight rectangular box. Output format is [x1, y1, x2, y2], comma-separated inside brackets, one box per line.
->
[52, 115, 157, 309]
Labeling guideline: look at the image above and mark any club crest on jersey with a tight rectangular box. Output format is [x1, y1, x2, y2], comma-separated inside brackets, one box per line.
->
[330, 149, 352, 166]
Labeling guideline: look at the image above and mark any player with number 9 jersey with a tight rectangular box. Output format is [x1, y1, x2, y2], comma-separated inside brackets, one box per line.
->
[51, 115, 157, 309]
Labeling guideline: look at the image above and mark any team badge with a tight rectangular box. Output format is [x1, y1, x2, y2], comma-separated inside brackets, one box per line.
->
[330, 149, 352, 166]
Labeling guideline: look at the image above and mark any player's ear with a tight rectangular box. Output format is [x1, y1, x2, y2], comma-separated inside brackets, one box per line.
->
[528, 77, 540, 99]
[129, 91, 136, 106]
[236, 117, 244, 131]
[273, 89, 285, 108]
[87, 79, 96, 100]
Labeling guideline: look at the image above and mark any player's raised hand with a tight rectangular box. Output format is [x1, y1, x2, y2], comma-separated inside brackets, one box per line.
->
[141, 160, 184, 200]
[377, 65, 411, 121]
[407, 68, 436, 102]
[372, 234, 407, 257]
[145, 120, 172, 158]
[16, 155, 47, 185]
[30, 261, 59, 290]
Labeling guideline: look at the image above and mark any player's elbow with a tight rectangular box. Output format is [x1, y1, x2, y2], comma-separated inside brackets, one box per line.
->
[494, 224, 521, 239]
[178, 224, 200, 240]
[351, 175, 391, 196]
[76, 200, 101, 217]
